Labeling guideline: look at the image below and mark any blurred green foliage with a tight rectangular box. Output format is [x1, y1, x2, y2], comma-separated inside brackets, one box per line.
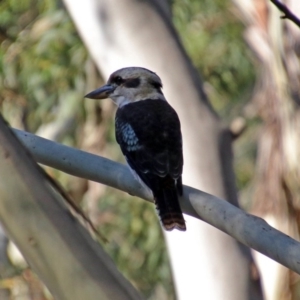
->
[173, 0, 255, 119]
[0, 0, 87, 133]
[98, 191, 173, 299]
[0, 0, 256, 299]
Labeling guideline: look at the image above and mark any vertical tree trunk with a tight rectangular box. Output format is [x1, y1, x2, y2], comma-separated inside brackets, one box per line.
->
[232, 0, 300, 299]
[63, 1, 263, 299]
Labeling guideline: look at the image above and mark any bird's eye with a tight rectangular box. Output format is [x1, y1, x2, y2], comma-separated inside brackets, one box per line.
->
[114, 76, 123, 85]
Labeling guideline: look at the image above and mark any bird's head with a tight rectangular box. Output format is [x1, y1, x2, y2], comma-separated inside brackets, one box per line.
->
[85, 67, 165, 107]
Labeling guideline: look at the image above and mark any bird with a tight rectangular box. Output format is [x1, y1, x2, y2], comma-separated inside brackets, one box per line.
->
[85, 67, 186, 231]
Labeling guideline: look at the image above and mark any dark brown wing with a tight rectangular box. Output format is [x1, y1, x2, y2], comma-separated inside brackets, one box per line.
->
[115, 99, 183, 193]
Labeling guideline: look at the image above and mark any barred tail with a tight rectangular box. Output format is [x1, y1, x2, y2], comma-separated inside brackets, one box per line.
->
[154, 186, 186, 231]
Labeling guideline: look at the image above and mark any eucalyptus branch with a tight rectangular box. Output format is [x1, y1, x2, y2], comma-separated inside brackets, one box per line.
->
[13, 128, 300, 275]
[0, 120, 143, 300]
[270, 0, 300, 28]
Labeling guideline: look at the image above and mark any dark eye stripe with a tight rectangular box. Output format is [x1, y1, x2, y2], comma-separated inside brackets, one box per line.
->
[123, 78, 140, 88]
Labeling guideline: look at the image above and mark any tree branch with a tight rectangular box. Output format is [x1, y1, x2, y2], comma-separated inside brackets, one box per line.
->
[0, 120, 143, 300]
[270, 0, 300, 28]
[13, 128, 300, 275]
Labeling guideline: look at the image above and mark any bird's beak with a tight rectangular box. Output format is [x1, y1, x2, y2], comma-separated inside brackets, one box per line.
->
[85, 84, 115, 99]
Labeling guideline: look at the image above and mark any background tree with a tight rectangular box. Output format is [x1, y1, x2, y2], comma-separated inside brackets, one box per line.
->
[63, 0, 260, 299]
[231, 0, 300, 299]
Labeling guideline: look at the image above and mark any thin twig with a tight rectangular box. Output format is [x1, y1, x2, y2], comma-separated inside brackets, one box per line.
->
[270, 0, 300, 28]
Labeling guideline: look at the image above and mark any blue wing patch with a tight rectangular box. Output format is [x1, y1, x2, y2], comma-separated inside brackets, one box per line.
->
[119, 122, 141, 151]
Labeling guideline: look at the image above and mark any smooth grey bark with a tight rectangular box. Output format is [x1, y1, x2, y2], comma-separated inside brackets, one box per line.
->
[12, 128, 300, 276]
[63, 0, 262, 299]
[0, 118, 143, 300]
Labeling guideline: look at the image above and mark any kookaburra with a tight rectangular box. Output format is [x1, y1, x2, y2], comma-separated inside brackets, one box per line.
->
[85, 67, 186, 231]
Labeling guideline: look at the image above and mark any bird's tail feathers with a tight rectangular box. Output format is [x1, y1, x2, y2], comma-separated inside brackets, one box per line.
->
[154, 184, 186, 231]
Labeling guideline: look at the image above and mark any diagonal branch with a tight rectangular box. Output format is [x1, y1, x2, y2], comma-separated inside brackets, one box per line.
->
[13, 128, 300, 275]
[270, 0, 300, 28]
[0, 120, 143, 300]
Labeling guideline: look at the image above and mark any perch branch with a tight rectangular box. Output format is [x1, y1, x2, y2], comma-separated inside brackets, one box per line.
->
[13, 128, 300, 275]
